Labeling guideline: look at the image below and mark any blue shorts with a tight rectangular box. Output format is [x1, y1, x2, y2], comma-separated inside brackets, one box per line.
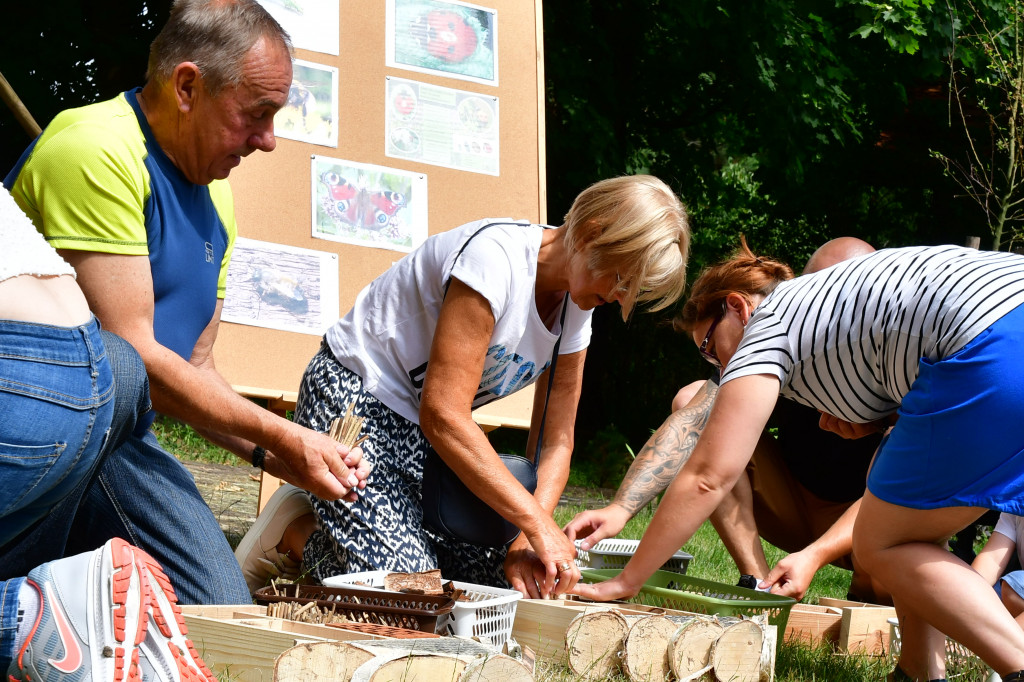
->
[867, 301, 1024, 514]
[1000, 570, 1024, 601]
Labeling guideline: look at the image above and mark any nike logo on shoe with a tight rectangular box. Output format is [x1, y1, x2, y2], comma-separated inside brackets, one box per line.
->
[44, 582, 83, 673]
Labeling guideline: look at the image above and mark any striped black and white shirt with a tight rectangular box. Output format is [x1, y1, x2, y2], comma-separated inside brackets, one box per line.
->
[722, 245, 1024, 423]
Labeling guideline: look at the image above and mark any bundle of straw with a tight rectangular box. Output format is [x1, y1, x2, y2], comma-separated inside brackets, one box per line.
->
[329, 402, 367, 447]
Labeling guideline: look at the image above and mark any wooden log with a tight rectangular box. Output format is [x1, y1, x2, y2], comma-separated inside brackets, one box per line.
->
[349, 650, 471, 681]
[274, 641, 375, 681]
[712, 620, 764, 682]
[622, 615, 680, 682]
[760, 625, 777, 682]
[669, 616, 724, 681]
[459, 654, 536, 680]
[564, 610, 629, 679]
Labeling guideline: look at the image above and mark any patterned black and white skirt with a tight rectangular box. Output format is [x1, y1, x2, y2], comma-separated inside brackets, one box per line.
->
[294, 341, 509, 587]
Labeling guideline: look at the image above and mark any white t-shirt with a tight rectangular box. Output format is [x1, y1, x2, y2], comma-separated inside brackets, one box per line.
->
[0, 185, 75, 283]
[326, 219, 593, 424]
[993, 512, 1024, 567]
[722, 245, 1024, 423]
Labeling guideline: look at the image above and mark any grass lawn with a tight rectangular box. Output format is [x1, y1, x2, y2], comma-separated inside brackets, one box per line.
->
[156, 417, 994, 682]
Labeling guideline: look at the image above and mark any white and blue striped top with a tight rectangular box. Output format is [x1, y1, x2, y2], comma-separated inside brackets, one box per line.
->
[721, 245, 1024, 423]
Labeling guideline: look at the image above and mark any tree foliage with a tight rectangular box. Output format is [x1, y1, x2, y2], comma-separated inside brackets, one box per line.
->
[0, 0, 1008, 457]
[543, 0, 990, 449]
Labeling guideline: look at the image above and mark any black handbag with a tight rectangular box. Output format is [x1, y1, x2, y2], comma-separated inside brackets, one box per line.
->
[420, 222, 568, 547]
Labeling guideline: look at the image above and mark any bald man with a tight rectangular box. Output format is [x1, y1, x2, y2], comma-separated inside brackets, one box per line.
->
[565, 237, 889, 602]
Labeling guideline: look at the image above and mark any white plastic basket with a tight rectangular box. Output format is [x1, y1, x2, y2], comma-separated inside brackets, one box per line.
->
[323, 571, 521, 647]
[442, 581, 521, 647]
[575, 538, 692, 574]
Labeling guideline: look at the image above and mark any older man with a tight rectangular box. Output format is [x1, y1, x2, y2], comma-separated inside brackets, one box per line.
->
[4, 0, 367, 604]
[565, 237, 890, 602]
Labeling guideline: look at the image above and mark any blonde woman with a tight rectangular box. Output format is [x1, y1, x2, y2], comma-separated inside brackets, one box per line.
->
[237, 175, 690, 598]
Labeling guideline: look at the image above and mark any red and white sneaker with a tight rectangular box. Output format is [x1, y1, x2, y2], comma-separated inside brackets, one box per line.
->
[8, 537, 148, 682]
[133, 550, 214, 682]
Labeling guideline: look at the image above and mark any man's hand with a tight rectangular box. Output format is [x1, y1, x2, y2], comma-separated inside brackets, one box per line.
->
[760, 549, 820, 600]
[263, 424, 370, 501]
[563, 504, 632, 551]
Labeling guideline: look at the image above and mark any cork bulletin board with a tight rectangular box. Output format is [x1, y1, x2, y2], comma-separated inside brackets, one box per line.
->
[216, 0, 546, 427]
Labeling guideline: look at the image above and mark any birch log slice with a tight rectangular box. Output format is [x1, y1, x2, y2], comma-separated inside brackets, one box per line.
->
[712, 620, 764, 682]
[622, 615, 679, 682]
[564, 610, 629, 679]
[668, 617, 724, 680]
[350, 651, 470, 681]
[273, 641, 375, 681]
[459, 654, 536, 681]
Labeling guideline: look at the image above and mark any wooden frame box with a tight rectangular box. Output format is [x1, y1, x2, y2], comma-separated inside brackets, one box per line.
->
[784, 603, 843, 646]
[818, 598, 897, 656]
[182, 605, 384, 681]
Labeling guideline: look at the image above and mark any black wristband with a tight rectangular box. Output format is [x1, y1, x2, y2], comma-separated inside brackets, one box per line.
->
[251, 445, 267, 470]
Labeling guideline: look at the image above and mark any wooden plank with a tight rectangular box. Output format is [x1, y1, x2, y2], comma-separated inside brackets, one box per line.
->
[180, 604, 266, 619]
[784, 603, 842, 647]
[818, 597, 875, 609]
[184, 613, 379, 681]
[512, 600, 618, 664]
[839, 606, 897, 656]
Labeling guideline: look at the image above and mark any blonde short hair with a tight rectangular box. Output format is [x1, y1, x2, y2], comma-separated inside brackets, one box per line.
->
[563, 175, 690, 320]
[146, 0, 291, 96]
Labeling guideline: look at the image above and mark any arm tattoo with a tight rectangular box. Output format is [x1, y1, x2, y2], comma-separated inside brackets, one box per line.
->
[613, 379, 718, 515]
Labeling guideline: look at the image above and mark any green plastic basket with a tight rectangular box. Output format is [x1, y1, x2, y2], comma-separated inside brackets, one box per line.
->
[581, 568, 796, 647]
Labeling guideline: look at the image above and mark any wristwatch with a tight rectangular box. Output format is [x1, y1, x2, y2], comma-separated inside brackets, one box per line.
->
[251, 445, 267, 470]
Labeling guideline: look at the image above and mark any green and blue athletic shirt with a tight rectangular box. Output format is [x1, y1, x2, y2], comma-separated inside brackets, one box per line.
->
[4, 88, 236, 362]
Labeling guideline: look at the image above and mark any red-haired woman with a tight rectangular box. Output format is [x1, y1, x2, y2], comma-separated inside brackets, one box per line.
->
[574, 239, 1024, 682]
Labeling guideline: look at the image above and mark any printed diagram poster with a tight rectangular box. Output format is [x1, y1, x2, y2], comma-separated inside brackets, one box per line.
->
[275, 59, 338, 147]
[256, 0, 339, 56]
[312, 156, 428, 253]
[387, 0, 498, 87]
[223, 238, 339, 336]
[386, 77, 499, 176]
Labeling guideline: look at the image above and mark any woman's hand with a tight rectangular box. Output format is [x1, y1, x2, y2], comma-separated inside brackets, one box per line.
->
[520, 516, 581, 598]
[571, 573, 641, 602]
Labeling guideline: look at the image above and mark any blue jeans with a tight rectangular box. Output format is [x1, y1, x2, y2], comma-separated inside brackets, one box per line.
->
[0, 327, 250, 670]
[0, 317, 114, 669]
[62, 429, 251, 605]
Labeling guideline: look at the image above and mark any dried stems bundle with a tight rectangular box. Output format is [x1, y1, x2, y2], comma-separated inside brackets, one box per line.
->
[329, 402, 367, 447]
[265, 599, 349, 625]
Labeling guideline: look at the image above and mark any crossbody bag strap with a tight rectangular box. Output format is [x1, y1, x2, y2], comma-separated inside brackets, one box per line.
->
[441, 222, 569, 469]
[533, 293, 569, 466]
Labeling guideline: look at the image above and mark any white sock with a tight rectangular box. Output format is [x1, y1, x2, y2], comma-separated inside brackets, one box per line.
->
[13, 582, 40, 652]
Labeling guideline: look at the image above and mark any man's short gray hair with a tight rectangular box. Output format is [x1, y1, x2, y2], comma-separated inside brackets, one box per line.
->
[146, 0, 292, 96]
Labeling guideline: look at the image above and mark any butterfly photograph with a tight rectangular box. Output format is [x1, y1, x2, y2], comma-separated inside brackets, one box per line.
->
[311, 156, 428, 253]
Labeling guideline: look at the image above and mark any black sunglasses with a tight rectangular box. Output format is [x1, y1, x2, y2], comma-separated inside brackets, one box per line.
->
[698, 310, 725, 369]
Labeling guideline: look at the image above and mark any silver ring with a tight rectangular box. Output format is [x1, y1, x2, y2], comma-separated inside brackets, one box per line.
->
[557, 561, 573, 572]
